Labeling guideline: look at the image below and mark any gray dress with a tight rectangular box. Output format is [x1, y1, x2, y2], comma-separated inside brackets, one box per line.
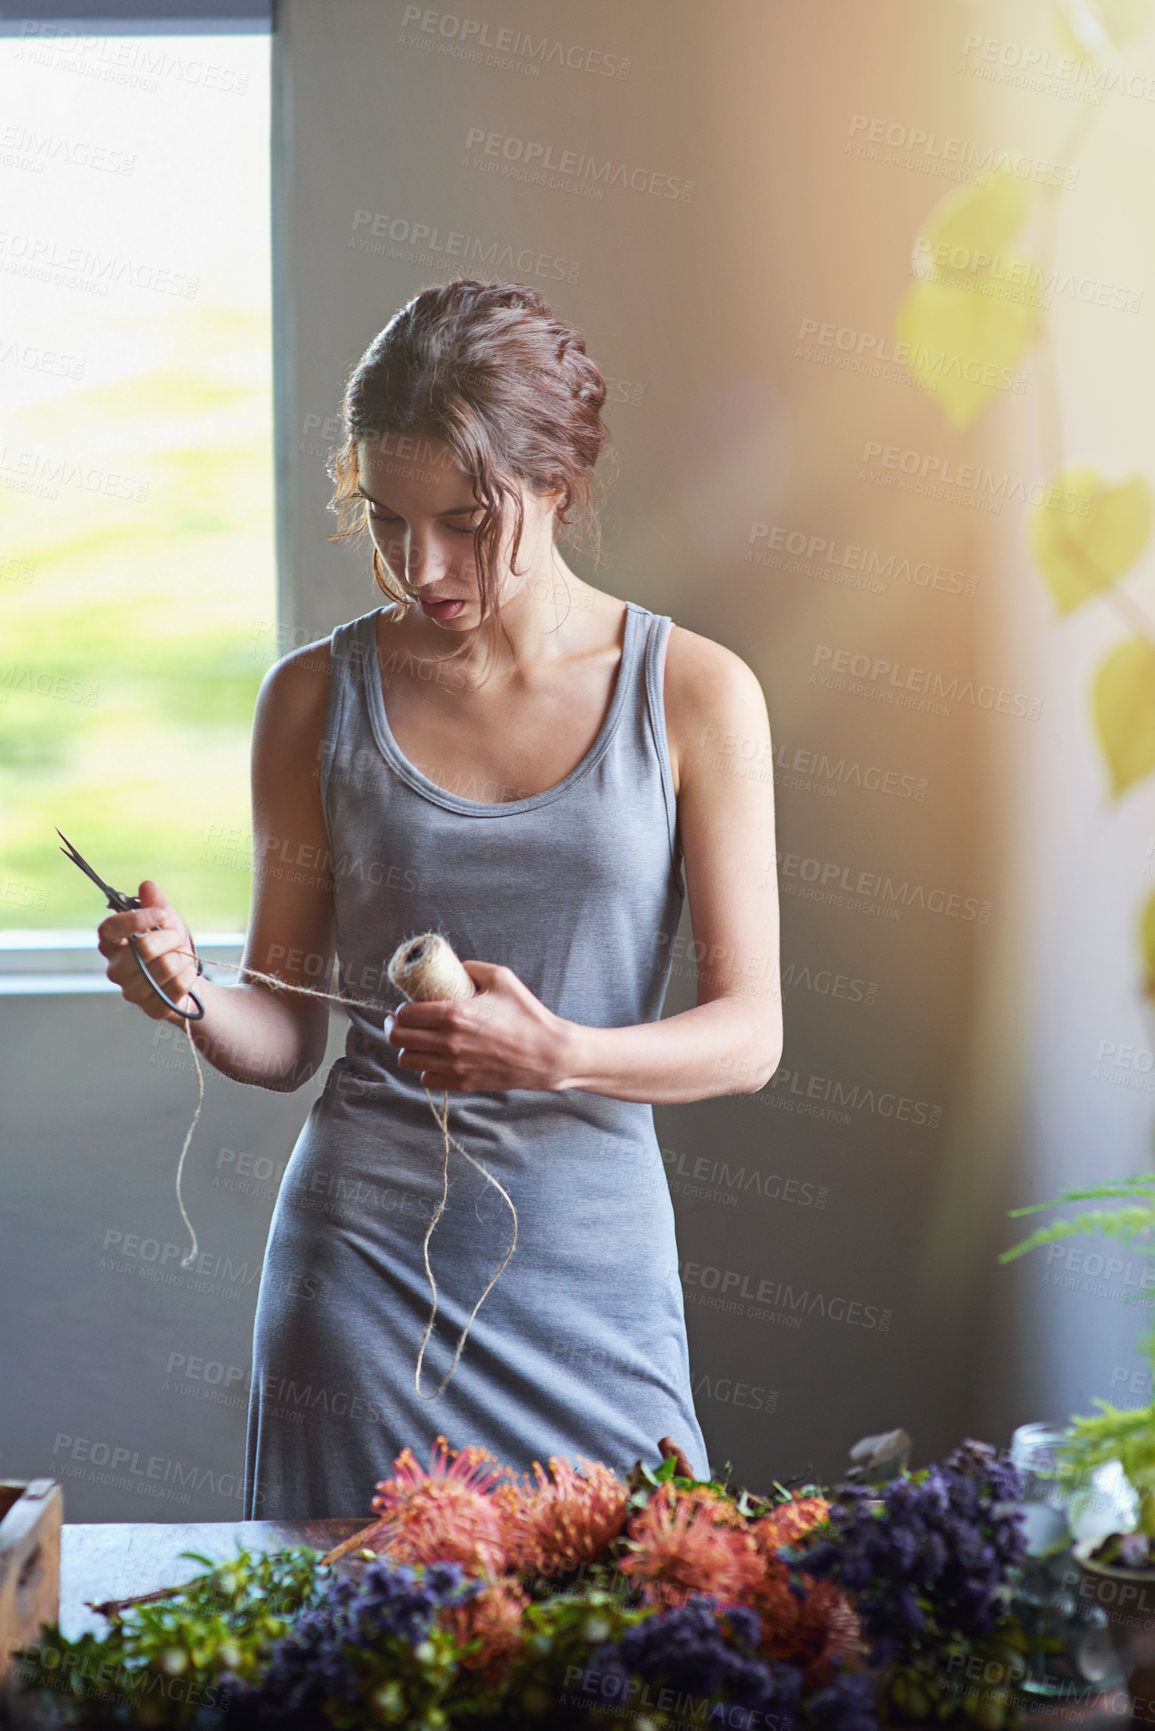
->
[241, 599, 712, 1520]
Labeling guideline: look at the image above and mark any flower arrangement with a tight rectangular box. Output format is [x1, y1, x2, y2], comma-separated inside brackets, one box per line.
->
[12, 1434, 1033, 1731]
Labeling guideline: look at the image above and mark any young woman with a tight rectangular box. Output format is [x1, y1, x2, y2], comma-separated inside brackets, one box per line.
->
[96, 278, 783, 1520]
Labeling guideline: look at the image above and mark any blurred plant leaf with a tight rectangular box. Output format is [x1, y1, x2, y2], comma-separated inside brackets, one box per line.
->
[898, 172, 1040, 430]
[1029, 467, 1152, 613]
[912, 170, 1032, 276]
[1092, 637, 1155, 795]
[895, 277, 1039, 430]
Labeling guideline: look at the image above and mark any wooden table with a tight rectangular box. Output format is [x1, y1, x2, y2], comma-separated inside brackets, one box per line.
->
[59, 1518, 365, 1640]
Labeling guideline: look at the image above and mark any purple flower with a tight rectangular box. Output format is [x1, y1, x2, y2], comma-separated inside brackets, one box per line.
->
[226, 1555, 480, 1725]
[790, 1438, 1026, 1664]
[589, 1594, 800, 1716]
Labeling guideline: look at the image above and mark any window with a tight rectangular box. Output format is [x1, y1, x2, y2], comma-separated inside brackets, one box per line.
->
[0, 16, 273, 939]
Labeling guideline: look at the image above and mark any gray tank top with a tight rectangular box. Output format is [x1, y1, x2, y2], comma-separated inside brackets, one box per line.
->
[320, 598, 687, 1095]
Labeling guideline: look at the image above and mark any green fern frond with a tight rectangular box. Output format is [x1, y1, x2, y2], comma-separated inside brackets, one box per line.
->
[1007, 1176, 1155, 1218]
[999, 1206, 1155, 1263]
[1057, 1398, 1155, 1485]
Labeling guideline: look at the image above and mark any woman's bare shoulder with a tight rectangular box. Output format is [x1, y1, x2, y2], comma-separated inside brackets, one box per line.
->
[257, 603, 387, 699]
[664, 621, 768, 727]
[661, 623, 771, 794]
[256, 626, 334, 697]
[252, 633, 333, 758]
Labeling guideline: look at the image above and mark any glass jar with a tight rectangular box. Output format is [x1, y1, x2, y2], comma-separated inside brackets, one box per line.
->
[1005, 1422, 1131, 1698]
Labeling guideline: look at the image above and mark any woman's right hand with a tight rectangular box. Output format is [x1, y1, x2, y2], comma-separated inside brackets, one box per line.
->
[97, 878, 201, 1024]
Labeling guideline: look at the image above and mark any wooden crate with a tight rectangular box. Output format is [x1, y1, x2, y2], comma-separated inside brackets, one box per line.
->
[0, 1481, 62, 1729]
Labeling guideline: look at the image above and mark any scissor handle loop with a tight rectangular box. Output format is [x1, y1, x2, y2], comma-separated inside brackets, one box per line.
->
[128, 933, 206, 1022]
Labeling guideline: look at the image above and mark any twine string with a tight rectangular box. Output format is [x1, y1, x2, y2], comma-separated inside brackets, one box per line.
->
[165, 945, 518, 1400]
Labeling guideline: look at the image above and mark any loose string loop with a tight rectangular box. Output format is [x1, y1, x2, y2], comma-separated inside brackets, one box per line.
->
[164, 942, 518, 1400]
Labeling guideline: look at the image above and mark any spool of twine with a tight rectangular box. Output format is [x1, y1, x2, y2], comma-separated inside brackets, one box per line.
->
[162, 930, 517, 1404]
[387, 932, 477, 1005]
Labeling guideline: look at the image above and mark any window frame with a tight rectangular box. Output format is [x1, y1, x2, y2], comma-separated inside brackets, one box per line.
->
[1, 2, 277, 975]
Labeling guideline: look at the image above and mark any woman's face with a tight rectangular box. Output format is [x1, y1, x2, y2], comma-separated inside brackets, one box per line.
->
[355, 435, 560, 630]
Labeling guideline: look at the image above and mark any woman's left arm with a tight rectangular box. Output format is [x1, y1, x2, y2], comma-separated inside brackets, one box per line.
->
[554, 625, 781, 1102]
[390, 627, 782, 1104]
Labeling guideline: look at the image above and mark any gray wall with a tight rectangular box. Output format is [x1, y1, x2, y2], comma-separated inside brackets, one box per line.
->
[0, 965, 341, 1519]
[5, 0, 1150, 1520]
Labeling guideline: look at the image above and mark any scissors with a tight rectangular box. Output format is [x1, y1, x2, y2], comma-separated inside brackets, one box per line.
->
[56, 828, 205, 1021]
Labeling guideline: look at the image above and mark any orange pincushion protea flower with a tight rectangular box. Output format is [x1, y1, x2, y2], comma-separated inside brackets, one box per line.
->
[495, 1456, 631, 1578]
[752, 1565, 866, 1682]
[366, 1434, 512, 1578]
[616, 1483, 766, 1610]
[751, 1494, 831, 1556]
[439, 1576, 531, 1686]
[748, 1494, 866, 1685]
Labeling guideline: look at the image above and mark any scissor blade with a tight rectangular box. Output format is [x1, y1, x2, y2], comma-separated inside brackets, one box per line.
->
[55, 827, 124, 904]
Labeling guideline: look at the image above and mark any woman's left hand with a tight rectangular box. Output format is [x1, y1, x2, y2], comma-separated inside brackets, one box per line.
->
[386, 960, 574, 1092]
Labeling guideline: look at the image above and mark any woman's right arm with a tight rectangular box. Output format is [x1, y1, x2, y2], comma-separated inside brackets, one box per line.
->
[98, 640, 337, 1091]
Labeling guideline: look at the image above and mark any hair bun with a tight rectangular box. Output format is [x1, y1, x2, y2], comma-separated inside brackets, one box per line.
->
[485, 282, 550, 319]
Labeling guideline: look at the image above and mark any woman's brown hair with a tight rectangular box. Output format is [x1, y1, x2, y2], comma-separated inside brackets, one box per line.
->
[326, 278, 615, 657]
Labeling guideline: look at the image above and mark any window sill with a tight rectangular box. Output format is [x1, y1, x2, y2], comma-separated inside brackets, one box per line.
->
[0, 931, 245, 993]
